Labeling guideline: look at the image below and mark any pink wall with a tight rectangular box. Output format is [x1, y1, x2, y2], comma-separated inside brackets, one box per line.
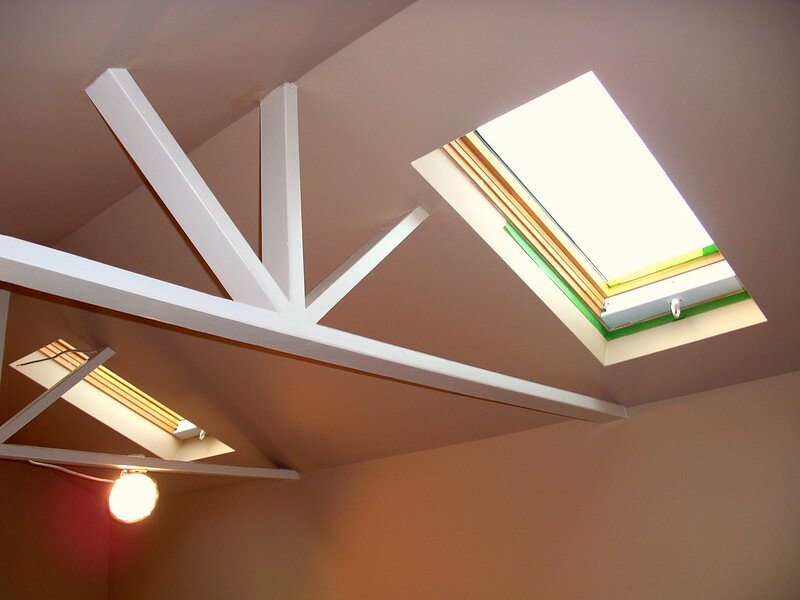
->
[0, 460, 110, 599]
[109, 371, 800, 599]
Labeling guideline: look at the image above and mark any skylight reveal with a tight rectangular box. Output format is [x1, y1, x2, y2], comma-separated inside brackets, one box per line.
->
[441, 71, 752, 336]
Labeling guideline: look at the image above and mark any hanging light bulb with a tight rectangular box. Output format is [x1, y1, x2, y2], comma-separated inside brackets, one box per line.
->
[108, 471, 159, 523]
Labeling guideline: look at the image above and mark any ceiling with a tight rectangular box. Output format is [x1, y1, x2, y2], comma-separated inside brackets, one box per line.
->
[1, 1, 798, 492]
[0, 0, 415, 245]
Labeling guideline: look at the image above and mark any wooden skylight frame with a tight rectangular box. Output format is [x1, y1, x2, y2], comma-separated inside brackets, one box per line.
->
[40, 339, 183, 434]
[9, 339, 239, 461]
[443, 132, 725, 318]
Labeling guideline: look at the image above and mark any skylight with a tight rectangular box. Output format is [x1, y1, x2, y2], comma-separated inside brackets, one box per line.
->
[439, 70, 756, 335]
[11, 340, 233, 461]
[40, 340, 188, 435]
[416, 69, 766, 361]
[477, 71, 714, 283]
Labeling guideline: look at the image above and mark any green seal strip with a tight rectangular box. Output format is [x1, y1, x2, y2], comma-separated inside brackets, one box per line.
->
[504, 222, 609, 337]
[504, 222, 749, 341]
[604, 290, 750, 340]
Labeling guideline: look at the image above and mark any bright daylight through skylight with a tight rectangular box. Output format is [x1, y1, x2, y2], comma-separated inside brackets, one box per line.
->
[433, 69, 759, 342]
[477, 71, 714, 283]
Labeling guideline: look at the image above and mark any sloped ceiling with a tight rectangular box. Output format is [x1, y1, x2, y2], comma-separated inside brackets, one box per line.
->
[1, 1, 798, 486]
[0, 0, 415, 245]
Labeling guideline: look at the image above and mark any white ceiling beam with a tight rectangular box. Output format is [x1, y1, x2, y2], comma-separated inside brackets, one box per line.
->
[0, 289, 8, 389]
[305, 207, 429, 323]
[0, 347, 115, 442]
[0, 235, 627, 422]
[85, 68, 290, 313]
[261, 83, 305, 313]
[0, 444, 299, 480]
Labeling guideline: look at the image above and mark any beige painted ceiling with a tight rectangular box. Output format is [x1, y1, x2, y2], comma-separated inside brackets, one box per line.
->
[1, 1, 799, 489]
[0, 0, 415, 245]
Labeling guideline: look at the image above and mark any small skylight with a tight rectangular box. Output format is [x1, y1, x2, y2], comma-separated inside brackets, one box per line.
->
[40, 340, 190, 436]
[477, 71, 713, 284]
[11, 340, 233, 460]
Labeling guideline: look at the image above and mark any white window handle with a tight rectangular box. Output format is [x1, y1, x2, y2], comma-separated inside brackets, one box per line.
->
[671, 298, 682, 319]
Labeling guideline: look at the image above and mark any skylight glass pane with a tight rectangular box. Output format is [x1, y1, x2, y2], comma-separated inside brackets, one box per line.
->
[477, 71, 713, 282]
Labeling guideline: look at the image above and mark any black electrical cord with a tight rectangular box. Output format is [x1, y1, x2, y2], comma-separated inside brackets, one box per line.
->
[17, 348, 100, 367]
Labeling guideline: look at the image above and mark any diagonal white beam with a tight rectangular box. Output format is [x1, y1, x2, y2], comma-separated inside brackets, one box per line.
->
[0, 235, 626, 422]
[86, 68, 289, 313]
[0, 347, 115, 442]
[0, 444, 298, 480]
[305, 207, 429, 323]
[261, 83, 305, 312]
[0, 289, 8, 389]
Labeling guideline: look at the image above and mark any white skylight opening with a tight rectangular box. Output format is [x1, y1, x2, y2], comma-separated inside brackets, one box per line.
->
[477, 71, 714, 283]
[414, 71, 766, 362]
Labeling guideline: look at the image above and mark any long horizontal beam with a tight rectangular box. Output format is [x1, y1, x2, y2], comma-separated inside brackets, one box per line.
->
[305, 206, 429, 323]
[0, 444, 298, 480]
[86, 68, 289, 313]
[0, 235, 626, 422]
[0, 347, 116, 442]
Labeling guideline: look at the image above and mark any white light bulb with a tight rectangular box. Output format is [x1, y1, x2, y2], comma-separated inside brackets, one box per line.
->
[108, 472, 159, 524]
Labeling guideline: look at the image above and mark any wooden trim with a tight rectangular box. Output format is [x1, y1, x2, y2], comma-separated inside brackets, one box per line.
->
[605, 252, 724, 295]
[462, 133, 609, 298]
[444, 134, 725, 308]
[40, 340, 182, 434]
[444, 140, 605, 315]
[46, 343, 179, 430]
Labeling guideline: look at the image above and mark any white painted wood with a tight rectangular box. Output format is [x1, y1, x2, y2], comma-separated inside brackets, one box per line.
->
[0, 289, 8, 389]
[305, 207, 429, 323]
[0, 347, 115, 442]
[0, 444, 299, 480]
[86, 68, 290, 312]
[0, 234, 627, 422]
[261, 83, 305, 312]
[604, 299, 766, 365]
[172, 419, 202, 440]
[601, 261, 741, 329]
[173, 436, 236, 462]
